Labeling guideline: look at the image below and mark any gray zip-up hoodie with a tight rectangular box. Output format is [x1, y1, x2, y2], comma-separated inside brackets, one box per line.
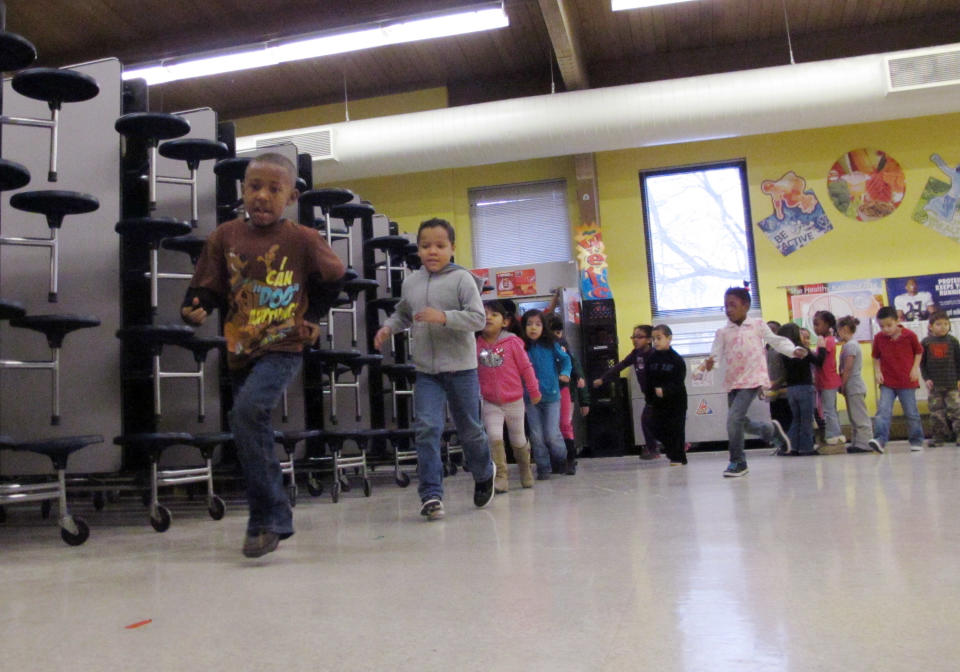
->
[383, 263, 485, 374]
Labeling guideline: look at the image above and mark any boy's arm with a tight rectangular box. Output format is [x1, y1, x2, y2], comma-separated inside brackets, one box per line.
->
[439, 273, 486, 332]
[910, 331, 923, 382]
[920, 341, 930, 382]
[181, 232, 226, 324]
[661, 353, 687, 397]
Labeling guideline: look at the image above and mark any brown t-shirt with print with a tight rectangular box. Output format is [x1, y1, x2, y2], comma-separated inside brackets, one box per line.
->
[188, 217, 344, 368]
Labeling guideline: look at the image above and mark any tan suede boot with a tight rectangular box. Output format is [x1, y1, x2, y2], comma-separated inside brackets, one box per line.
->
[491, 440, 509, 493]
[515, 441, 534, 488]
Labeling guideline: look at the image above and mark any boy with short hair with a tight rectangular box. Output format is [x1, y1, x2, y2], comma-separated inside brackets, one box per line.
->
[872, 305, 925, 451]
[182, 152, 345, 558]
[920, 311, 960, 445]
[373, 218, 494, 521]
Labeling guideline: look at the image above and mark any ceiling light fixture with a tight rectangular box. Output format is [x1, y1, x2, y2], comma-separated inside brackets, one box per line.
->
[123, 2, 509, 86]
[612, 0, 700, 10]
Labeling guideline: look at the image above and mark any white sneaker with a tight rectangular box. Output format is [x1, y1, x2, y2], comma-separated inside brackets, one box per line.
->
[868, 439, 883, 454]
[825, 435, 846, 445]
[909, 443, 925, 452]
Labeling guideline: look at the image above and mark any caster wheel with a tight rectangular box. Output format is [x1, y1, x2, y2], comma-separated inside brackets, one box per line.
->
[61, 517, 90, 546]
[362, 478, 372, 497]
[442, 464, 449, 477]
[93, 492, 106, 511]
[306, 479, 323, 497]
[449, 462, 458, 475]
[150, 506, 172, 533]
[208, 496, 226, 520]
[339, 478, 351, 493]
[41, 500, 52, 520]
[331, 480, 341, 503]
[288, 485, 297, 508]
[395, 472, 411, 488]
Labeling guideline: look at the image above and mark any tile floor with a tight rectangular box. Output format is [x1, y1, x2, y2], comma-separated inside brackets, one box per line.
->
[1, 443, 959, 672]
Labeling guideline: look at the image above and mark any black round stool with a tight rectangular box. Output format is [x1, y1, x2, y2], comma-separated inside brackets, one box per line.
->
[112, 432, 195, 532]
[306, 348, 362, 424]
[330, 201, 375, 269]
[321, 429, 387, 502]
[161, 234, 207, 265]
[114, 112, 191, 209]
[115, 324, 196, 420]
[0, 298, 26, 321]
[7, 313, 100, 424]
[386, 427, 418, 487]
[10, 68, 100, 182]
[213, 157, 251, 220]
[273, 428, 324, 506]
[115, 217, 192, 311]
[177, 335, 226, 422]
[0, 158, 30, 191]
[381, 362, 416, 422]
[184, 432, 232, 520]
[8, 190, 100, 302]
[301, 187, 354, 235]
[158, 138, 231, 227]
[365, 235, 413, 290]
[328, 278, 380, 346]
[0, 434, 102, 545]
[0, 31, 37, 72]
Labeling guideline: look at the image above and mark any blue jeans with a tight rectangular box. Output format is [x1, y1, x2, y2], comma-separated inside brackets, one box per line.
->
[413, 370, 492, 502]
[787, 385, 816, 454]
[820, 388, 842, 439]
[873, 386, 925, 447]
[229, 352, 302, 537]
[727, 388, 776, 466]
[525, 398, 566, 476]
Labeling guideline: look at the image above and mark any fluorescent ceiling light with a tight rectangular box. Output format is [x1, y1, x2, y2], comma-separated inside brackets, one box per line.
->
[612, 0, 700, 10]
[123, 3, 509, 86]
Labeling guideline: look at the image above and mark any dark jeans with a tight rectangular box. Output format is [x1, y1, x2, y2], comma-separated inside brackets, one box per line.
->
[229, 352, 302, 537]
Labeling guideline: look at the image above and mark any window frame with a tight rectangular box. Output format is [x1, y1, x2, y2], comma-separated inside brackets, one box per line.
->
[639, 159, 761, 319]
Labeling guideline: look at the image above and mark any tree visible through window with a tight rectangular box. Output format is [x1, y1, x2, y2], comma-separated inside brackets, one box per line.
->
[641, 162, 759, 315]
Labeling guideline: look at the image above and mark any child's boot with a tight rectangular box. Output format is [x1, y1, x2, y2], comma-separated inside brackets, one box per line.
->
[515, 441, 534, 488]
[564, 438, 577, 475]
[491, 440, 509, 493]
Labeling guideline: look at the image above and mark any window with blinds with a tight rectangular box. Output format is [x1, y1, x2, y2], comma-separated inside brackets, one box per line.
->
[469, 179, 572, 268]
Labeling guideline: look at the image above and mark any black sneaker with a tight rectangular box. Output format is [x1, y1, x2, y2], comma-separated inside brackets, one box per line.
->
[242, 531, 280, 558]
[420, 498, 444, 521]
[723, 462, 749, 478]
[474, 464, 495, 508]
[868, 439, 884, 454]
[565, 458, 577, 475]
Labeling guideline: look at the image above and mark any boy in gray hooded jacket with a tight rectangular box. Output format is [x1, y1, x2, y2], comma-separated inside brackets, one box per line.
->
[374, 218, 495, 520]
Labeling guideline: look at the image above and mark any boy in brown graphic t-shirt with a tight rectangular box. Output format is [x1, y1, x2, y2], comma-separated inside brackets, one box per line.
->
[182, 153, 344, 558]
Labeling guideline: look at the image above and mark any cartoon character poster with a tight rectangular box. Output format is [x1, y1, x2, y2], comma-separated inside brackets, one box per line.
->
[911, 153, 960, 244]
[756, 171, 833, 255]
[573, 225, 612, 299]
[495, 269, 536, 297]
[827, 148, 905, 221]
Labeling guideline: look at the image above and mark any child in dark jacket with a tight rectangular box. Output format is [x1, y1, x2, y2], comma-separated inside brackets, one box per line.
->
[778, 322, 818, 455]
[643, 325, 688, 465]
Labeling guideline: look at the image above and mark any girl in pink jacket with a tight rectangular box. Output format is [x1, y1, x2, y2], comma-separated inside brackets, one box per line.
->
[477, 301, 541, 492]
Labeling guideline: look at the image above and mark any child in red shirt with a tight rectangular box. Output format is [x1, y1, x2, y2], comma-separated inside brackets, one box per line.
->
[872, 306, 925, 450]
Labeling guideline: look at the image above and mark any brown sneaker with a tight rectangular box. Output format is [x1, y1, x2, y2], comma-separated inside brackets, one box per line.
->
[242, 531, 279, 558]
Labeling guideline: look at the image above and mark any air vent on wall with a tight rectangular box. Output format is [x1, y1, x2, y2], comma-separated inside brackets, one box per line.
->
[256, 127, 335, 161]
[886, 45, 960, 93]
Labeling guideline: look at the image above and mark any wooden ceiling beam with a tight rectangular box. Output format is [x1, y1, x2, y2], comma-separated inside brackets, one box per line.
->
[537, 0, 589, 90]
